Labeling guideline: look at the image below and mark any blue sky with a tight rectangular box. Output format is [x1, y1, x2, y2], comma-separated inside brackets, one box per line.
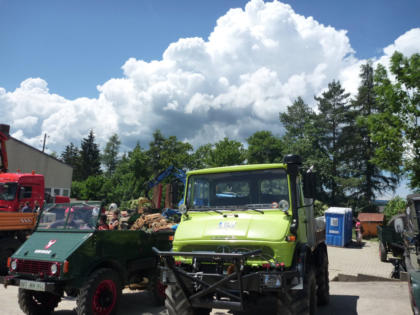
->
[0, 0, 419, 198]
[1, 0, 419, 99]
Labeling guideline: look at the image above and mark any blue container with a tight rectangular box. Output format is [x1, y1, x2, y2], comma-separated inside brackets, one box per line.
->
[325, 207, 352, 247]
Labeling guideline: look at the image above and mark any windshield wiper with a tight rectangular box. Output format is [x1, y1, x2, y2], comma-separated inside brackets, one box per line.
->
[244, 208, 264, 214]
[190, 208, 224, 215]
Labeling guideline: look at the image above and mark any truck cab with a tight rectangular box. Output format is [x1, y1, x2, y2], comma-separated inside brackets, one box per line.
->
[0, 172, 45, 212]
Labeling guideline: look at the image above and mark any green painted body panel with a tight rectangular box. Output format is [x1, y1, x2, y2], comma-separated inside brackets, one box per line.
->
[173, 210, 296, 266]
[11, 229, 173, 287]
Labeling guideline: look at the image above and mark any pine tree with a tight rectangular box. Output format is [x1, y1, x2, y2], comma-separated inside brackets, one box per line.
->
[61, 142, 82, 181]
[315, 80, 350, 205]
[101, 134, 121, 176]
[80, 130, 102, 180]
[346, 62, 398, 211]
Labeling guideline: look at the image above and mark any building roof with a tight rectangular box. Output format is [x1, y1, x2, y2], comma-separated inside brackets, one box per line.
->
[358, 213, 384, 222]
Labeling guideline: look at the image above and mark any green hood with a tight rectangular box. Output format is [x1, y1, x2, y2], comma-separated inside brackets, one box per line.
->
[13, 231, 92, 262]
[174, 211, 290, 243]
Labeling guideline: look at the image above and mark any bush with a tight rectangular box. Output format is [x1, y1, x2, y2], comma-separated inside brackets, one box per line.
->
[383, 196, 406, 223]
[314, 200, 329, 217]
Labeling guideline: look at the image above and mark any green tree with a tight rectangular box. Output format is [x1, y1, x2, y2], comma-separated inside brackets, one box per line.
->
[383, 196, 406, 223]
[346, 62, 398, 211]
[279, 97, 321, 165]
[79, 130, 102, 180]
[368, 52, 420, 190]
[101, 134, 121, 176]
[191, 144, 213, 169]
[61, 142, 82, 181]
[147, 130, 193, 173]
[315, 80, 350, 205]
[279, 97, 330, 203]
[208, 137, 246, 167]
[246, 130, 283, 164]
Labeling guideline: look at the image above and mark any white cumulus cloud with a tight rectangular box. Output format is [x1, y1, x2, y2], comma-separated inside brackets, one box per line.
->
[0, 0, 420, 154]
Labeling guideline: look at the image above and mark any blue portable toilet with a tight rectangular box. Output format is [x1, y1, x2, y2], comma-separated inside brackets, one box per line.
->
[325, 207, 352, 247]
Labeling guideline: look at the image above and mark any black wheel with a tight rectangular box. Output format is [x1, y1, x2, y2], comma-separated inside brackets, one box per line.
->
[18, 289, 61, 315]
[277, 269, 317, 315]
[316, 250, 330, 306]
[379, 242, 387, 262]
[165, 284, 210, 315]
[76, 268, 121, 315]
[149, 271, 166, 306]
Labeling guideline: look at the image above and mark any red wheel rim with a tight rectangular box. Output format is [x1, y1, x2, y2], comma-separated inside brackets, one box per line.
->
[92, 280, 117, 315]
[157, 280, 166, 298]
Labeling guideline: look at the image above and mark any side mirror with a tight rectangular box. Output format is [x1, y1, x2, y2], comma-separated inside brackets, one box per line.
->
[394, 218, 405, 234]
[303, 173, 316, 199]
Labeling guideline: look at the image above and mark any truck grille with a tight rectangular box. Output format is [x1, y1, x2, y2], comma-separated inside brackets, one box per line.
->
[17, 260, 52, 274]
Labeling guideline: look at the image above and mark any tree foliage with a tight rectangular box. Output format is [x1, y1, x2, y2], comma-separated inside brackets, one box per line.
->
[79, 130, 101, 180]
[383, 196, 407, 223]
[101, 134, 121, 176]
[367, 52, 420, 190]
[247, 131, 283, 164]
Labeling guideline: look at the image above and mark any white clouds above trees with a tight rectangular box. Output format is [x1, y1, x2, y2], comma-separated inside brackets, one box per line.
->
[1, 0, 419, 153]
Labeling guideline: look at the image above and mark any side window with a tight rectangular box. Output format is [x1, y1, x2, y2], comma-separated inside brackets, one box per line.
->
[21, 186, 32, 199]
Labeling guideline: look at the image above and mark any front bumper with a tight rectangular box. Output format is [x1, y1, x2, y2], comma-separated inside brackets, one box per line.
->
[153, 247, 300, 311]
[4, 275, 59, 293]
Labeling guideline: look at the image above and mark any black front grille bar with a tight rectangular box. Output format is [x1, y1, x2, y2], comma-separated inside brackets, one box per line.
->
[153, 247, 262, 311]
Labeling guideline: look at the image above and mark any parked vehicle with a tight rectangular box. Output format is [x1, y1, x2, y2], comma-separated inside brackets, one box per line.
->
[4, 201, 174, 315]
[0, 124, 70, 275]
[377, 217, 405, 262]
[154, 155, 329, 315]
[398, 194, 420, 314]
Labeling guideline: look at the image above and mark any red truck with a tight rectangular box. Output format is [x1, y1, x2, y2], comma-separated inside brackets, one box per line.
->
[0, 124, 69, 274]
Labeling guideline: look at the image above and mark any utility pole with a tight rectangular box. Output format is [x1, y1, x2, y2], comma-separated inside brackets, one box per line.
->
[42, 133, 47, 152]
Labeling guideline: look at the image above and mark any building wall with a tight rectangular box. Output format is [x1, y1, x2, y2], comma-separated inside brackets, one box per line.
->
[6, 137, 73, 196]
[361, 222, 382, 237]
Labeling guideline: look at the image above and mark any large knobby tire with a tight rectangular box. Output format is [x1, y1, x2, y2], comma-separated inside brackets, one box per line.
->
[76, 268, 121, 315]
[277, 269, 317, 315]
[18, 288, 61, 315]
[379, 242, 387, 262]
[316, 250, 330, 306]
[149, 271, 166, 306]
[165, 284, 211, 315]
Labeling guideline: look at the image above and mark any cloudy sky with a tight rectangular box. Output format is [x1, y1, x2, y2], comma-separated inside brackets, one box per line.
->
[1, 0, 419, 197]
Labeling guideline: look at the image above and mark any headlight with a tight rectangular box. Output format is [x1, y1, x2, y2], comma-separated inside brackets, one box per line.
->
[10, 259, 17, 271]
[50, 263, 58, 275]
[262, 273, 282, 288]
[179, 204, 187, 214]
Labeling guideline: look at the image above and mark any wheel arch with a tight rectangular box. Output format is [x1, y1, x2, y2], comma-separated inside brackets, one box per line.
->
[87, 260, 125, 285]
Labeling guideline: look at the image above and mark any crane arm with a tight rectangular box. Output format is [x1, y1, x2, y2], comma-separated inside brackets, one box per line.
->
[0, 124, 10, 173]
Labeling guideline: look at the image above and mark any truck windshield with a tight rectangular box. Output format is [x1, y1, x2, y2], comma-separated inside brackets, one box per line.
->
[0, 182, 17, 201]
[38, 203, 101, 231]
[186, 169, 289, 210]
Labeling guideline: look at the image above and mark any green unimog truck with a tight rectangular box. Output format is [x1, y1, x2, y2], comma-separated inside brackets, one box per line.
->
[154, 155, 329, 315]
[4, 202, 173, 315]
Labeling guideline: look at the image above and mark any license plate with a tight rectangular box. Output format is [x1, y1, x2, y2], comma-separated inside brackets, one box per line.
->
[19, 280, 46, 291]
